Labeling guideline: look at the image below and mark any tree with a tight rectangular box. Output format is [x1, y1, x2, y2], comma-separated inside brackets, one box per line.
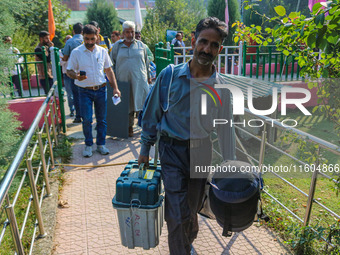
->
[207, 0, 241, 46]
[143, 0, 207, 51]
[85, 0, 120, 37]
[235, 0, 340, 142]
[0, 0, 24, 169]
[14, 0, 71, 48]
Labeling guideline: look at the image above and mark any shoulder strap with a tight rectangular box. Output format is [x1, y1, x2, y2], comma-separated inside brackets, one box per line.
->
[160, 64, 174, 112]
[137, 64, 174, 127]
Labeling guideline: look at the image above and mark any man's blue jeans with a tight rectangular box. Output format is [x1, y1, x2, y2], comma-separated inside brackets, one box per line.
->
[63, 74, 74, 114]
[65, 76, 81, 119]
[78, 86, 107, 146]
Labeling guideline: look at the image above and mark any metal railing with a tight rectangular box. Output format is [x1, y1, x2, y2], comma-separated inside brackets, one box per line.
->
[242, 42, 302, 82]
[155, 42, 174, 76]
[8, 47, 50, 98]
[0, 83, 60, 254]
[211, 108, 340, 247]
[6, 47, 66, 134]
[160, 41, 323, 82]
[171, 44, 243, 76]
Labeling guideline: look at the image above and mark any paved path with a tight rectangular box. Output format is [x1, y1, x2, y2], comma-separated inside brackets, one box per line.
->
[52, 115, 291, 255]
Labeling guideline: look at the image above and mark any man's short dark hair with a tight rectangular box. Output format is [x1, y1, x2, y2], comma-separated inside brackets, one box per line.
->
[89, 21, 99, 28]
[73, 22, 83, 34]
[39, 31, 50, 38]
[176, 33, 181, 39]
[3, 36, 11, 42]
[195, 17, 228, 42]
[83, 24, 98, 35]
[112, 30, 120, 36]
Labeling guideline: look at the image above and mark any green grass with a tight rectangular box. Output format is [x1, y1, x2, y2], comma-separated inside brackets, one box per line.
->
[0, 134, 73, 254]
[247, 109, 340, 254]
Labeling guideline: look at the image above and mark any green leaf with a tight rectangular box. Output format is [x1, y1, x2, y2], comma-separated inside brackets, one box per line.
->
[312, 2, 322, 13]
[289, 12, 298, 20]
[315, 13, 325, 26]
[307, 33, 316, 48]
[283, 17, 289, 23]
[274, 6, 286, 17]
[300, 24, 306, 37]
[234, 36, 239, 43]
[283, 50, 290, 56]
[327, 35, 339, 44]
[263, 41, 268, 46]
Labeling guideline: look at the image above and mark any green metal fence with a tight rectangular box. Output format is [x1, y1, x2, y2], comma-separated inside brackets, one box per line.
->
[155, 42, 174, 76]
[7, 47, 66, 133]
[242, 42, 301, 82]
[156, 41, 306, 82]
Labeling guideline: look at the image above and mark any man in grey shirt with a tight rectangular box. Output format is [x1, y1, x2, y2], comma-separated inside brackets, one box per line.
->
[138, 17, 235, 254]
[62, 22, 83, 123]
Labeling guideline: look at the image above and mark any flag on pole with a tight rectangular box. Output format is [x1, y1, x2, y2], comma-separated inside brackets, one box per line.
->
[308, 0, 326, 11]
[135, 0, 143, 32]
[225, 0, 229, 31]
[48, 0, 56, 41]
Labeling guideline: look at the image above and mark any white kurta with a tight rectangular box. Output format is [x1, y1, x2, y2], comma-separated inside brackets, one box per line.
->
[110, 39, 149, 112]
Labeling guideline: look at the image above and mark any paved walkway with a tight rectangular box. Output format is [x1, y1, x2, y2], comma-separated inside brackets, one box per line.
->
[52, 114, 291, 255]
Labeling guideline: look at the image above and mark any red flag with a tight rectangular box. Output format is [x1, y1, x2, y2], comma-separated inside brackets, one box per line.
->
[225, 0, 229, 24]
[225, 0, 229, 31]
[48, 0, 55, 41]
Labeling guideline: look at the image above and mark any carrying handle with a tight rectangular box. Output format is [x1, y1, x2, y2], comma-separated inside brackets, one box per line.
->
[138, 163, 146, 179]
[154, 141, 159, 167]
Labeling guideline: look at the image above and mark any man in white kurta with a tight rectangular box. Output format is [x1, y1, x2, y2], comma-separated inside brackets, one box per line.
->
[110, 21, 151, 137]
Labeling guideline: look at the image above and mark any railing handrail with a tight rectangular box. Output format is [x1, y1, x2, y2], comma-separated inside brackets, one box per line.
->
[244, 108, 340, 156]
[0, 83, 57, 208]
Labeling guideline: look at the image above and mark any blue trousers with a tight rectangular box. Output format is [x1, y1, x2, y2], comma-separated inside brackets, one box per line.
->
[63, 74, 74, 114]
[78, 86, 107, 146]
[159, 137, 212, 255]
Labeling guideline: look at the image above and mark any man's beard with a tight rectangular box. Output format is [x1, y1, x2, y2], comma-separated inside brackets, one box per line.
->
[85, 43, 95, 49]
[197, 52, 214, 66]
[125, 37, 133, 42]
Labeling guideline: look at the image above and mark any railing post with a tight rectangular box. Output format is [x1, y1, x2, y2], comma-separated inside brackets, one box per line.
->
[268, 47, 272, 81]
[42, 46, 50, 94]
[37, 131, 51, 196]
[303, 148, 320, 226]
[24, 54, 34, 97]
[258, 129, 267, 173]
[218, 54, 221, 73]
[53, 95, 61, 134]
[238, 41, 243, 76]
[52, 48, 66, 133]
[50, 101, 58, 146]
[262, 54, 266, 80]
[26, 159, 47, 237]
[242, 41, 247, 76]
[44, 115, 55, 169]
[170, 44, 174, 64]
[291, 55, 295, 81]
[256, 47, 260, 78]
[5, 195, 25, 255]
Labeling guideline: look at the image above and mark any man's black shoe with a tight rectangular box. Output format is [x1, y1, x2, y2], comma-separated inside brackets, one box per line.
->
[73, 118, 82, 123]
